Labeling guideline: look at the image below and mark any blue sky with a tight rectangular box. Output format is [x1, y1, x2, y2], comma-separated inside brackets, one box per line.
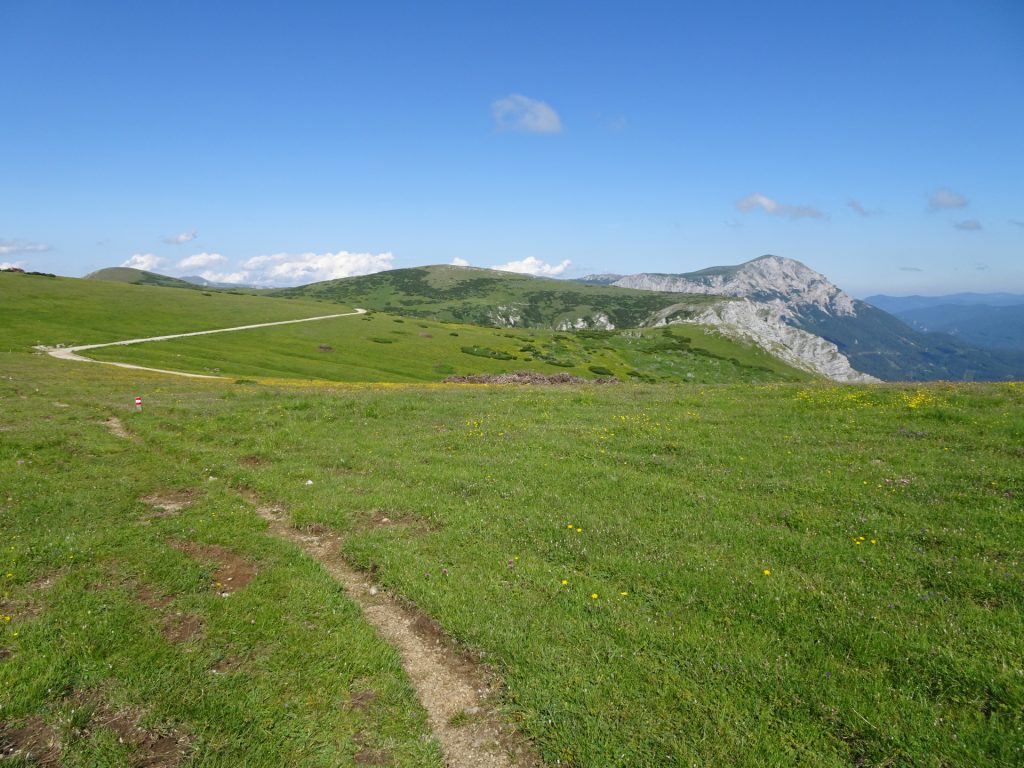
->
[2, 0, 1022, 296]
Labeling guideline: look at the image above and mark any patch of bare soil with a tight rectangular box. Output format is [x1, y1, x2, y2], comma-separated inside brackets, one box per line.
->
[103, 416, 131, 439]
[353, 730, 393, 766]
[238, 455, 267, 468]
[139, 490, 200, 520]
[252, 500, 537, 768]
[170, 541, 257, 596]
[161, 611, 205, 644]
[444, 371, 619, 385]
[68, 690, 190, 767]
[0, 716, 61, 765]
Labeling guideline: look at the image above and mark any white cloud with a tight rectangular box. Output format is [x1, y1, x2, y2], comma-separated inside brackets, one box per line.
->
[163, 230, 197, 245]
[1, 261, 26, 270]
[736, 193, 824, 220]
[0, 238, 50, 256]
[177, 252, 226, 270]
[198, 270, 250, 285]
[121, 253, 163, 271]
[493, 256, 571, 276]
[492, 94, 563, 134]
[928, 187, 968, 210]
[954, 219, 982, 231]
[451, 257, 470, 267]
[240, 250, 394, 287]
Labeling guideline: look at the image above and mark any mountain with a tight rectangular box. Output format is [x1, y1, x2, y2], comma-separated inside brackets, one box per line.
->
[878, 304, 1024, 352]
[84, 267, 203, 290]
[863, 294, 1024, 352]
[865, 293, 1024, 313]
[602, 255, 1024, 382]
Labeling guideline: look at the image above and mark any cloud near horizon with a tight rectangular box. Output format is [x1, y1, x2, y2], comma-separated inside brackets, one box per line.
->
[928, 187, 968, 210]
[492, 94, 563, 134]
[493, 256, 571, 276]
[238, 250, 394, 286]
[176, 252, 225, 270]
[450, 257, 470, 267]
[121, 253, 163, 271]
[954, 219, 982, 231]
[1, 261, 26, 270]
[163, 230, 197, 245]
[735, 193, 825, 220]
[0, 238, 51, 256]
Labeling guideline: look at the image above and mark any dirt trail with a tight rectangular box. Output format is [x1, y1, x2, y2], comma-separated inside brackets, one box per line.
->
[35, 308, 367, 379]
[252, 502, 537, 768]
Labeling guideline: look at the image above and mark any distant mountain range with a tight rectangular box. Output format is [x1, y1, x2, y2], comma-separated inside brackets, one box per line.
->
[863, 293, 1024, 352]
[85, 258, 1024, 382]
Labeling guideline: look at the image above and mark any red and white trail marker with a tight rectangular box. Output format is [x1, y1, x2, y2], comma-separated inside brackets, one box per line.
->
[134, 396, 142, 411]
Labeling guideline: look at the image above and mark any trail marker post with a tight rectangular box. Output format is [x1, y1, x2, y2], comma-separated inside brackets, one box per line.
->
[134, 396, 142, 411]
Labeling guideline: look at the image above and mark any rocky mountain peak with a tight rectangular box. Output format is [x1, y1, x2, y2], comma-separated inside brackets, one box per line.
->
[612, 255, 857, 318]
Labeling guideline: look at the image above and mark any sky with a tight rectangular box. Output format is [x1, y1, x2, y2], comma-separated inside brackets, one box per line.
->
[2, 0, 1022, 297]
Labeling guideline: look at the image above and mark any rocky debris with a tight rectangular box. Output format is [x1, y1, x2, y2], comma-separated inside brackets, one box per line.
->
[443, 372, 619, 385]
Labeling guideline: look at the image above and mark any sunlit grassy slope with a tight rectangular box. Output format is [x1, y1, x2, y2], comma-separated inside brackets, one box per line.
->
[0, 272, 340, 350]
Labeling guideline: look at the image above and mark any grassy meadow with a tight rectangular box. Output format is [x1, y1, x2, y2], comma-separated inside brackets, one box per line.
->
[1, 272, 1022, 766]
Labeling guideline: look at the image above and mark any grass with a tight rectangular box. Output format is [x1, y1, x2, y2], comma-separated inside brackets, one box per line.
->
[1, 273, 1022, 766]
[84, 312, 807, 384]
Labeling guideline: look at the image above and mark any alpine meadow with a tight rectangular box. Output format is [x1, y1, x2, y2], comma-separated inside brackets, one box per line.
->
[4, 3, 1024, 765]
[1, 270, 1021, 767]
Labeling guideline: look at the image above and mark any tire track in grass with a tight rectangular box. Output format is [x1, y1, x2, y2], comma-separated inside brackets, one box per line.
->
[35, 308, 368, 379]
[250, 499, 539, 768]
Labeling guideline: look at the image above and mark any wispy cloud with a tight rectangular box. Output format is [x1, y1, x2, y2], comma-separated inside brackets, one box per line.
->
[954, 219, 982, 231]
[928, 187, 968, 210]
[899, 266, 924, 272]
[847, 199, 880, 217]
[163, 230, 197, 245]
[176, 252, 225, 270]
[450, 257, 470, 267]
[121, 253, 163, 271]
[735, 193, 825, 220]
[1, 261, 26, 270]
[0, 238, 51, 256]
[239, 250, 394, 287]
[493, 256, 571, 276]
[1010, 219, 1024, 228]
[492, 94, 562, 134]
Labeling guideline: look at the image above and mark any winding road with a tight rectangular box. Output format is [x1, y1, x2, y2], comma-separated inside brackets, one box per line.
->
[35, 308, 368, 379]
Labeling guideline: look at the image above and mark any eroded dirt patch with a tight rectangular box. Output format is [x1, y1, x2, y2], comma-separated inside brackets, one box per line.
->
[161, 611, 205, 644]
[68, 690, 190, 767]
[140, 490, 201, 520]
[170, 541, 257, 595]
[0, 715, 61, 765]
[103, 416, 131, 439]
[251, 499, 537, 768]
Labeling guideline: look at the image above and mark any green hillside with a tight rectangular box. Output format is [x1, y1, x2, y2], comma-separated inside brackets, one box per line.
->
[84, 266, 205, 290]
[2, 271, 807, 384]
[0, 271, 342, 350]
[269, 264, 722, 329]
